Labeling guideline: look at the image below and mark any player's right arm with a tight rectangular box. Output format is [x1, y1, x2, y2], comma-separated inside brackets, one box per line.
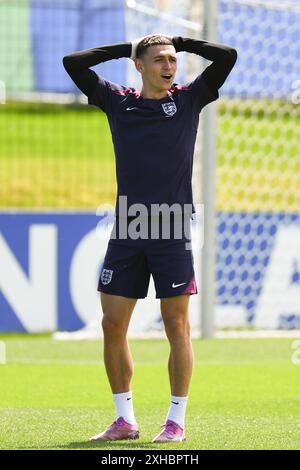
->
[62, 42, 131, 98]
[173, 37, 238, 96]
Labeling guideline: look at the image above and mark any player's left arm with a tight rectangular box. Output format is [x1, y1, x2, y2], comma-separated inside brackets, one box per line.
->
[172, 37, 238, 95]
[63, 43, 131, 98]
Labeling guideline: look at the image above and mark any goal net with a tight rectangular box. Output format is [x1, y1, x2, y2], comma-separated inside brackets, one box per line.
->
[1, 0, 299, 336]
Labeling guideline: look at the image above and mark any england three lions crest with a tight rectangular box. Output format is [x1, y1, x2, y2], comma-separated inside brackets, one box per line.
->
[101, 269, 113, 285]
[162, 102, 177, 116]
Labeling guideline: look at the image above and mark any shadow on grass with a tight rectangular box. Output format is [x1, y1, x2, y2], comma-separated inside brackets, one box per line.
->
[18, 440, 162, 450]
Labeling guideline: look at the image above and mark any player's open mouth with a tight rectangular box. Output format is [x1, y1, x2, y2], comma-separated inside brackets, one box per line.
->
[161, 75, 172, 81]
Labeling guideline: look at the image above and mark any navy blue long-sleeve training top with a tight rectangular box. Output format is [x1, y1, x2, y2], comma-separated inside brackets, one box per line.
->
[63, 38, 237, 216]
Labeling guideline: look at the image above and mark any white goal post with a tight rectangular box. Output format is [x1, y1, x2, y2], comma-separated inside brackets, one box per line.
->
[201, 0, 218, 338]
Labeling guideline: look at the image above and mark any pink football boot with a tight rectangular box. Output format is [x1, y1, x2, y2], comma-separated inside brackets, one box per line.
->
[90, 417, 139, 442]
[152, 420, 186, 443]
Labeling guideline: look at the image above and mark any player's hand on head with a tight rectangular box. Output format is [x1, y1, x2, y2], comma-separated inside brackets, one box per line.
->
[130, 35, 151, 60]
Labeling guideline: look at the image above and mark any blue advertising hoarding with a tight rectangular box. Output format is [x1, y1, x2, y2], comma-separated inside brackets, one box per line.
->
[1, 211, 300, 333]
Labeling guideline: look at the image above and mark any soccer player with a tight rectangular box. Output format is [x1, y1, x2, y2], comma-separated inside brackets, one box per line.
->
[63, 34, 237, 443]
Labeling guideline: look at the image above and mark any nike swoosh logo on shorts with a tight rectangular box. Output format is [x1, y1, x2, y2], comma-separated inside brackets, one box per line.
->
[172, 282, 186, 288]
[126, 107, 139, 111]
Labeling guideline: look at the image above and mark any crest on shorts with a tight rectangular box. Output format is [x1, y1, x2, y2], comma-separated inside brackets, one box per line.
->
[101, 269, 113, 285]
[162, 102, 177, 116]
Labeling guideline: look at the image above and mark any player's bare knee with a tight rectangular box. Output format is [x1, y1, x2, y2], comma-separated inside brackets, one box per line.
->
[164, 316, 191, 343]
[101, 315, 126, 336]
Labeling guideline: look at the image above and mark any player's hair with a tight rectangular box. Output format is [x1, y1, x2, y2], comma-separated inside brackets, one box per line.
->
[136, 35, 174, 59]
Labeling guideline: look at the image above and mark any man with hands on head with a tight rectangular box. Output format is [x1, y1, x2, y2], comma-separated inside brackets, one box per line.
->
[63, 33, 237, 443]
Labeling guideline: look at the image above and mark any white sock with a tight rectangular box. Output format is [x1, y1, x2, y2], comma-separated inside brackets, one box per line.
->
[113, 391, 136, 425]
[166, 395, 188, 428]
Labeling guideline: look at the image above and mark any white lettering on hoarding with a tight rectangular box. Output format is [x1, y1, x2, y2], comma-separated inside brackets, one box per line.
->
[0, 225, 57, 332]
[255, 226, 300, 328]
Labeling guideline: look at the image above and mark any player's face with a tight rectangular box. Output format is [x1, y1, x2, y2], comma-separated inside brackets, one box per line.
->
[135, 45, 177, 92]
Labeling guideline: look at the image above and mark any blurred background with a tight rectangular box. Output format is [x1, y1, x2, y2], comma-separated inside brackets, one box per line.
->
[0, 0, 300, 334]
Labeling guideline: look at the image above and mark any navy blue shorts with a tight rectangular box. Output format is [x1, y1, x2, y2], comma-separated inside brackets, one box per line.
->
[98, 216, 197, 299]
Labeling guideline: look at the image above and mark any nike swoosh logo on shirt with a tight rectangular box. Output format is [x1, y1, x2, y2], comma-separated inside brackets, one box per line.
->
[126, 107, 139, 111]
[172, 282, 187, 288]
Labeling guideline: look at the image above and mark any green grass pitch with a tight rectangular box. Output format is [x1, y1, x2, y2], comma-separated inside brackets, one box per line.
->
[0, 334, 300, 450]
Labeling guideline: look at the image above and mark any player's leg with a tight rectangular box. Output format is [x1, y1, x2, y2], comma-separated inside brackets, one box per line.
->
[98, 240, 149, 393]
[160, 294, 193, 398]
[152, 294, 193, 443]
[148, 235, 196, 397]
[148, 225, 196, 442]
[91, 239, 150, 441]
[101, 292, 137, 394]
[90, 293, 139, 442]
